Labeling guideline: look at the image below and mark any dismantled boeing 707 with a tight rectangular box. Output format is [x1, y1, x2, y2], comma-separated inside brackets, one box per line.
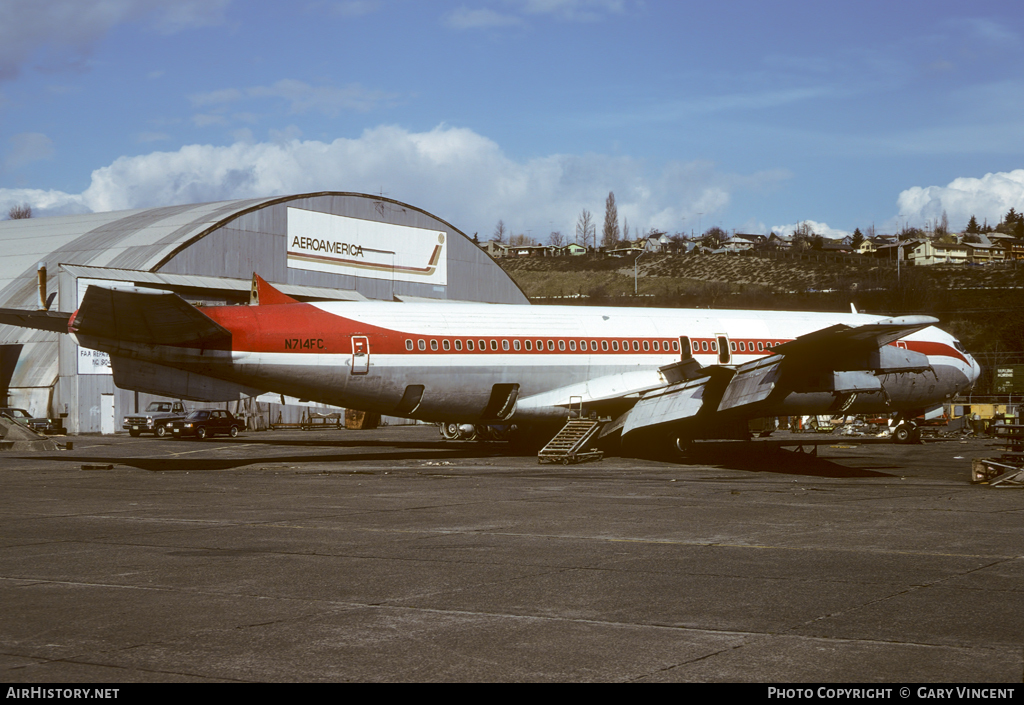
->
[0, 275, 980, 454]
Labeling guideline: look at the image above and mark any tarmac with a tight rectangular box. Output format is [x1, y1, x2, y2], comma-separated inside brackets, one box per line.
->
[1, 427, 1022, 683]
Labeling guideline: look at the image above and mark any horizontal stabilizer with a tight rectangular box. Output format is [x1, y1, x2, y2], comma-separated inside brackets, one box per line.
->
[72, 285, 230, 348]
[0, 308, 72, 333]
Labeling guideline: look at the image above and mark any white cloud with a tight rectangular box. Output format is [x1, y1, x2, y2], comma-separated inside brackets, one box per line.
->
[444, 7, 524, 30]
[770, 219, 849, 240]
[896, 170, 1024, 231]
[0, 187, 90, 217]
[0, 124, 785, 236]
[0, 0, 231, 81]
[519, 0, 625, 21]
[445, 0, 625, 29]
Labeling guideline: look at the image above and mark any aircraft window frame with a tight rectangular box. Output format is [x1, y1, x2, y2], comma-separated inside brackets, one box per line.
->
[467, 340, 474, 351]
[580, 340, 587, 351]
[418, 340, 426, 351]
[612, 341, 619, 352]
[431, 340, 438, 351]
[537, 339, 544, 350]
[672, 341, 679, 352]
[406, 340, 413, 351]
[455, 339, 463, 351]
[592, 340, 598, 350]
[739, 341, 745, 352]
[547, 340, 555, 351]
[558, 340, 566, 351]
[711, 341, 718, 352]
[491, 340, 498, 351]
[730, 341, 737, 351]
[758, 342, 764, 352]
[479, 339, 487, 351]
[642, 340, 649, 351]
[701, 341, 708, 351]
[513, 340, 521, 351]
[633, 340, 640, 352]
[525, 340, 532, 351]
[653, 341, 659, 351]
[502, 340, 510, 351]
[442, 340, 450, 351]
[602, 341, 609, 351]
[569, 340, 576, 351]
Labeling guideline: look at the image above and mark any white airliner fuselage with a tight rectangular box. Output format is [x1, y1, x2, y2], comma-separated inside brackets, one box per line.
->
[59, 278, 980, 450]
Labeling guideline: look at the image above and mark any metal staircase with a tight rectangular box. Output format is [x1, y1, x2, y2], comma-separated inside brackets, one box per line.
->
[538, 419, 605, 465]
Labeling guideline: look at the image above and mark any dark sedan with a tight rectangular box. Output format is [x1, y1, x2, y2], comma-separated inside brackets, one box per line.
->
[169, 409, 242, 440]
[1, 407, 60, 434]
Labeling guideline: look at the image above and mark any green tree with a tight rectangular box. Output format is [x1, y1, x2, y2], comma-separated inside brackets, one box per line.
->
[851, 228, 864, 249]
[965, 215, 980, 234]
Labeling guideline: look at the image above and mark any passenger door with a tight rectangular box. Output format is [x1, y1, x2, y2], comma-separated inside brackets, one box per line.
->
[351, 336, 369, 375]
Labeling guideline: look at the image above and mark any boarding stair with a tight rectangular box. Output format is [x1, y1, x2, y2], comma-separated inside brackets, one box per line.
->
[538, 418, 605, 465]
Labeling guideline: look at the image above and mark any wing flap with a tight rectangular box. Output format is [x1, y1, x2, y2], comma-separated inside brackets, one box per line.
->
[717, 355, 784, 411]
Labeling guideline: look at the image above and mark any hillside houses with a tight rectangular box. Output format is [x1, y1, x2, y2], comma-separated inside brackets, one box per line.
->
[478, 229, 1024, 266]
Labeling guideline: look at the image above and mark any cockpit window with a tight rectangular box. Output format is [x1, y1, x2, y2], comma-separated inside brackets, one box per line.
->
[953, 340, 967, 353]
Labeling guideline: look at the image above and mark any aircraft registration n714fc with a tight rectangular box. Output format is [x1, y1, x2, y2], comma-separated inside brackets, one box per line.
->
[0, 275, 981, 453]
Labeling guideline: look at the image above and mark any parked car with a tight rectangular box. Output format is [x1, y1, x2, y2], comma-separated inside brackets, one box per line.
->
[123, 401, 188, 437]
[170, 409, 242, 439]
[1, 407, 60, 434]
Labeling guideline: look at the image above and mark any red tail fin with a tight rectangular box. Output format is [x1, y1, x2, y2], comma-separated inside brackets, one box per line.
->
[250, 274, 300, 305]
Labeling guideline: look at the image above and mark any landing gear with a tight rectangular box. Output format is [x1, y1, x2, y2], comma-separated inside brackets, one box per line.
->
[892, 422, 920, 444]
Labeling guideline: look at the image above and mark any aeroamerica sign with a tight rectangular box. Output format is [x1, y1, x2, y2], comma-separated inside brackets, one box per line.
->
[286, 208, 448, 286]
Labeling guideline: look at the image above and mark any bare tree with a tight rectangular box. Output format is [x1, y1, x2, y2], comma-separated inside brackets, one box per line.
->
[622, 217, 629, 244]
[509, 233, 535, 247]
[575, 209, 595, 248]
[602, 191, 619, 248]
[492, 219, 508, 243]
[7, 203, 32, 220]
[548, 230, 565, 247]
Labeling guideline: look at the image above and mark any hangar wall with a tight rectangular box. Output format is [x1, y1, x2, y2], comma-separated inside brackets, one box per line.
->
[0, 192, 528, 433]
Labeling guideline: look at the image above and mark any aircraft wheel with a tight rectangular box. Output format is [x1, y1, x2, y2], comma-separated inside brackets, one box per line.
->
[457, 424, 478, 441]
[892, 423, 917, 444]
[488, 425, 510, 441]
[441, 422, 460, 440]
[154, 426, 166, 438]
[674, 437, 695, 457]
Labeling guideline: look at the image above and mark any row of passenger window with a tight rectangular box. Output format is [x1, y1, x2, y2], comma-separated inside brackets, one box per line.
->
[405, 338, 683, 353]
[690, 340, 778, 353]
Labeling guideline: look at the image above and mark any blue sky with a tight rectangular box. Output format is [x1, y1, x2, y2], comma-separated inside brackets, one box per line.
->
[2, 0, 1023, 241]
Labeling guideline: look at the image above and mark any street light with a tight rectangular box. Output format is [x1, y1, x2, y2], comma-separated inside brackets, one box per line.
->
[634, 249, 646, 295]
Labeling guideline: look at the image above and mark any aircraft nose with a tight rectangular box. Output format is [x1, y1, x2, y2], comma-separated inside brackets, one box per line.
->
[969, 355, 982, 386]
